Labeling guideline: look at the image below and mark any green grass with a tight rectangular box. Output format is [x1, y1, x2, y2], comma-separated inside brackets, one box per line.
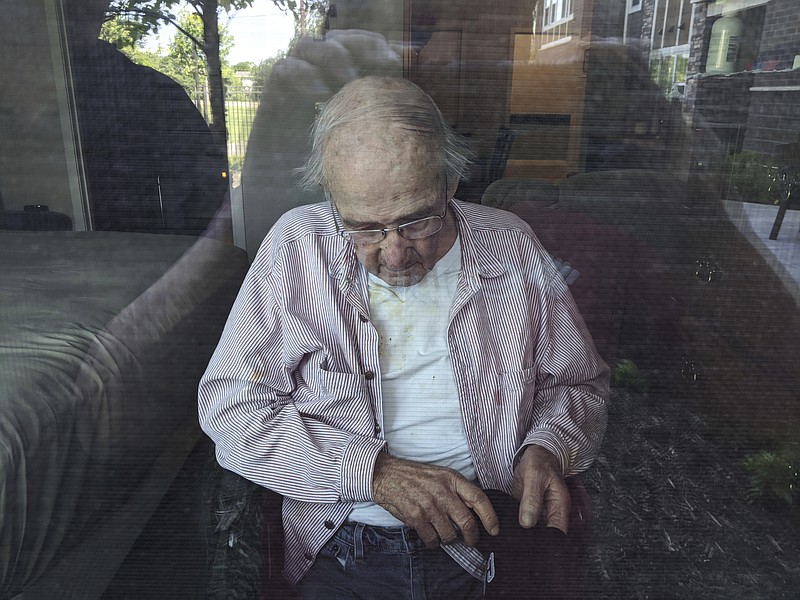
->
[225, 101, 259, 147]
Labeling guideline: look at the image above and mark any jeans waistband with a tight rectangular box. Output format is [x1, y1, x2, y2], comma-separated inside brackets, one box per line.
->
[335, 522, 427, 558]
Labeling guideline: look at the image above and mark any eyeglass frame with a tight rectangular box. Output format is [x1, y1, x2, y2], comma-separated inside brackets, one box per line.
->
[329, 172, 450, 245]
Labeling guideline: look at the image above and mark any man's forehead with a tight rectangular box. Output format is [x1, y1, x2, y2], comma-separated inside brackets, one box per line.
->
[323, 123, 443, 194]
[326, 121, 429, 159]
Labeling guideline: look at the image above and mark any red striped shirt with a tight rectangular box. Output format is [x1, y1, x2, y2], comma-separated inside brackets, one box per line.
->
[198, 199, 609, 583]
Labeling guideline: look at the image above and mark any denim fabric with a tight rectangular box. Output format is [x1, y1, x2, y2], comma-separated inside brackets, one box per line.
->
[295, 522, 485, 600]
[205, 457, 267, 599]
[295, 489, 591, 600]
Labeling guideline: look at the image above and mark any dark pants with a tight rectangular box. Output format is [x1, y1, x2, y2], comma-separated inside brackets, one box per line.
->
[295, 488, 590, 600]
[296, 521, 484, 600]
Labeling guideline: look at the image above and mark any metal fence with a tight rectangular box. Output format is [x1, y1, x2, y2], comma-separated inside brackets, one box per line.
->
[225, 86, 263, 162]
[184, 84, 263, 162]
[222, 86, 263, 185]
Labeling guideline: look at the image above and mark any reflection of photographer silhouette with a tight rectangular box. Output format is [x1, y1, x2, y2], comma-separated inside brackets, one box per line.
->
[241, 30, 402, 257]
[64, 0, 228, 236]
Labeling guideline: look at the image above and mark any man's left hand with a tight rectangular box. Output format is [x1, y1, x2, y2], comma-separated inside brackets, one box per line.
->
[512, 445, 571, 534]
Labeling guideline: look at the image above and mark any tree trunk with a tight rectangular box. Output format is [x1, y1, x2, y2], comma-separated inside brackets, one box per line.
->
[202, 0, 227, 153]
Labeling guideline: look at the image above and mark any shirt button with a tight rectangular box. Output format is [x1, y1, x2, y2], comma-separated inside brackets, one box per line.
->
[304, 552, 313, 561]
[364, 371, 375, 380]
[374, 423, 382, 434]
[360, 315, 369, 323]
[324, 520, 335, 530]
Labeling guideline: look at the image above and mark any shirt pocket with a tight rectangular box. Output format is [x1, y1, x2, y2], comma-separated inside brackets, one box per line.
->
[496, 367, 537, 417]
[302, 366, 374, 433]
[318, 366, 369, 403]
[500, 367, 536, 393]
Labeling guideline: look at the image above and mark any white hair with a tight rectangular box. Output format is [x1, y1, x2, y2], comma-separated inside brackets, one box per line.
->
[296, 77, 475, 192]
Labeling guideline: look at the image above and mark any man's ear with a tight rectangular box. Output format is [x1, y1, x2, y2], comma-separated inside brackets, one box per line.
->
[447, 174, 460, 200]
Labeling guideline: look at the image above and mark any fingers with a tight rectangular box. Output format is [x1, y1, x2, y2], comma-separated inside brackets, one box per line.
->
[519, 476, 570, 533]
[293, 37, 359, 89]
[543, 479, 571, 532]
[414, 519, 443, 548]
[429, 514, 460, 547]
[391, 484, 478, 548]
[454, 478, 500, 542]
[515, 445, 571, 533]
[518, 475, 543, 528]
[372, 455, 498, 547]
[325, 29, 403, 75]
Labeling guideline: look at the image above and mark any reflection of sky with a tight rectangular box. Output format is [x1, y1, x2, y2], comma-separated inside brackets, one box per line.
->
[224, 1, 295, 64]
[144, 0, 295, 66]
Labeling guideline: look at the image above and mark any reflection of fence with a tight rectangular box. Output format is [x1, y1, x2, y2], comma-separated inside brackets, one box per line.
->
[225, 86, 262, 183]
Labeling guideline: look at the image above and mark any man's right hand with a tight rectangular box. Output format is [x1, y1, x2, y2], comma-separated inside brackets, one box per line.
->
[372, 454, 500, 548]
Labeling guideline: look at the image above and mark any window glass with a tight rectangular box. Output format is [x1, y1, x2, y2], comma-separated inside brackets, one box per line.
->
[1, 0, 799, 597]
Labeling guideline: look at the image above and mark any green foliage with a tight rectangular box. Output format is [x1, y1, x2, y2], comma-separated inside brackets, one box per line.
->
[268, 0, 328, 20]
[729, 151, 784, 205]
[99, 14, 150, 49]
[742, 442, 800, 511]
[103, 7, 237, 99]
[100, 17, 165, 70]
[254, 52, 283, 86]
[611, 359, 648, 392]
[107, 0, 256, 40]
[164, 9, 209, 90]
[233, 61, 257, 72]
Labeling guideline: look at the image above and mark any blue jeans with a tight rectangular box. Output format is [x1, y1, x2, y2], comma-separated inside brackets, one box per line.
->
[295, 522, 485, 600]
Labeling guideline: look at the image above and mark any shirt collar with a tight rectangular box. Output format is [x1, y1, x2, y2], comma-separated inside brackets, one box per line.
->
[449, 200, 506, 281]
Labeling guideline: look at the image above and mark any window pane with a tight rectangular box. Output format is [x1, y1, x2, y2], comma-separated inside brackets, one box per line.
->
[2, 1, 799, 598]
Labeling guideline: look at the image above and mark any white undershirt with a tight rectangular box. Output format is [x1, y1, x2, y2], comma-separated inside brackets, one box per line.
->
[349, 237, 476, 526]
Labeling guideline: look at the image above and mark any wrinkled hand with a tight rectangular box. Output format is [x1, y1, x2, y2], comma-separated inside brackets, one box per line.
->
[372, 454, 500, 548]
[512, 445, 571, 533]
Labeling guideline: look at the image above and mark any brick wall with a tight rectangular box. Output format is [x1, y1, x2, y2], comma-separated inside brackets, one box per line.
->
[641, 0, 655, 43]
[684, 0, 711, 113]
[591, 0, 627, 39]
[687, 1, 710, 77]
[757, 0, 800, 70]
[743, 70, 800, 155]
[693, 72, 755, 150]
[627, 9, 645, 43]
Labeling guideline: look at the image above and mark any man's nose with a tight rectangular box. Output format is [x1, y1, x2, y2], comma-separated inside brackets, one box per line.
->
[380, 229, 412, 268]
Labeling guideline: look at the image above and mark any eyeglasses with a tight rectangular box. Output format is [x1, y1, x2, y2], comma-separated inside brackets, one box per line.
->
[338, 203, 448, 245]
[333, 170, 450, 245]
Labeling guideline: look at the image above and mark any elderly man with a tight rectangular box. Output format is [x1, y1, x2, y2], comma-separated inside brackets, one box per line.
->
[198, 76, 608, 598]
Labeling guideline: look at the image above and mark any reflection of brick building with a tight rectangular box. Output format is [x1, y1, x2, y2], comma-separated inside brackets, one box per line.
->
[633, 0, 800, 161]
[330, 0, 795, 186]
[328, 0, 683, 192]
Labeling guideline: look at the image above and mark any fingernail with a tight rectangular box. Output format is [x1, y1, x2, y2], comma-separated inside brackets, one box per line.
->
[521, 514, 533, 528]
[490, 526, 500, 536]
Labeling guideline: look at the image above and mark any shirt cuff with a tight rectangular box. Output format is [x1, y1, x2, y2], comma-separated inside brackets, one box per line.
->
[339, 435, 387, 502]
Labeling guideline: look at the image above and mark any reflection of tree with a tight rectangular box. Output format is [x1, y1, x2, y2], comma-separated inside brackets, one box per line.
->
[103, 1, 249, 144]
[103, 0, 328, 145]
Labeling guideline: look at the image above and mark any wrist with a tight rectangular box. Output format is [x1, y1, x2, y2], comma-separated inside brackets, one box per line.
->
[522, 444, 563, 474]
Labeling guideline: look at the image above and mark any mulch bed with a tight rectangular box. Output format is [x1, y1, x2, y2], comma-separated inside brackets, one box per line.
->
[582, 387, 800, 599]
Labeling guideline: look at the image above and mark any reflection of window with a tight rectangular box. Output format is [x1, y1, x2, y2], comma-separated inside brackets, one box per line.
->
[540, 0, 574, 48]
[542, 0, 573, 28]
[628, 0, 642, 14]
[649, 49, 689, 95]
